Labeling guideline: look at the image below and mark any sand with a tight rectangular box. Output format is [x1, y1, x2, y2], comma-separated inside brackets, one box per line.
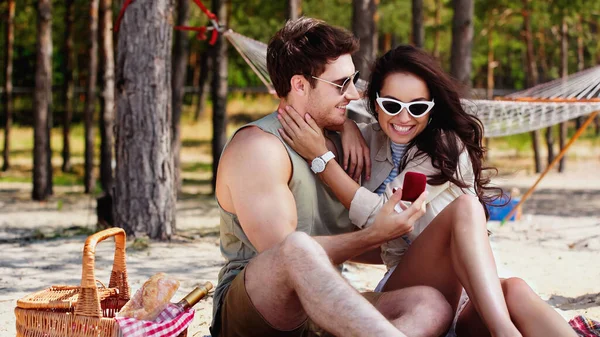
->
[1, 159, 599, 336]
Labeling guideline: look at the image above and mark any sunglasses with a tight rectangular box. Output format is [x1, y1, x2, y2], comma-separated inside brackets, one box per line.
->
[376, 93, 435, 118]
[311, 71, 360, 95]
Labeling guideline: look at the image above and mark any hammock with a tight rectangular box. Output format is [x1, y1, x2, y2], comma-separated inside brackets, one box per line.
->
[462, 99, 600, 137]
[223, 30, 600, 138]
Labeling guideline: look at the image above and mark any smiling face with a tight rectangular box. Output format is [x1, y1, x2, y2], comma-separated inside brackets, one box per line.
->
[305, 54, 360, 127]
[376, 72, 432, 144]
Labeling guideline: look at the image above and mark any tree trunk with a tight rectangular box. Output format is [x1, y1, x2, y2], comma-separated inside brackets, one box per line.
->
[114, 0, 176, 240]
[522, 1, 538, 87]
[545, 127, 554, 165]
[352, 0, 378, 79]
[522, 0, 541, 173]
[544, 27, 556, 168]
[558, 16, 568, 173]
[596, 20, 600, 66]
[84, 0, 100, 194]
[537, 28, 549, 83]
[558, 121, 567, 171]
[530, 131, 542, 173]
[484, 17, 493, 162]
[99, 0, 115, 193]
[575, 15, 585, 129]
[500, 46, 511, 89]
[433, 0, 442, 59]
[172, 0, 190, 192]
[450, 0, 474, 87]
[33, 0, 53, 201]
[194, 51, 212, 121]
[190, 50, 200, 116]
[211, 0, 228, 192]
[486, 14, 495, 100]
[2, 0, 15, 172]
[412, 0, 424, 48]
[383, 33, 392, 53]
[287, 0, 302, 20]
[596, 20, 600, 135]
[61, 0, 75, 173]
[391, 34, 400, 49]
[576, 15, 584, 73]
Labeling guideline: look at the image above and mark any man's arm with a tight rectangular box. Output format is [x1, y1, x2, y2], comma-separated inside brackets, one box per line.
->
[313, 189, 426, 265]
[349, 247, 384, 264]
[217, 127, 298, 252]
[218, 127, 427, 264]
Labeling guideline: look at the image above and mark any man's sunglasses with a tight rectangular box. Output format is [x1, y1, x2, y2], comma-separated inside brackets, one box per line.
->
[311, 71, 360, 95]
[376, 93, 435, 118]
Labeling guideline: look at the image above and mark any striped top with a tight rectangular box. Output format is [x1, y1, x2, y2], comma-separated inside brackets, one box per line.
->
[375, 142, 408, 195]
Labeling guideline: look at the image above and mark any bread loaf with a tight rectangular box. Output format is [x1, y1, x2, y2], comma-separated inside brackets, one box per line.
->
[118, 272, 180, 321]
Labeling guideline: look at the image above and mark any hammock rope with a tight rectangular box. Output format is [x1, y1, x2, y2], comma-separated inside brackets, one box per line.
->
[115, 0, 221, 45]
[507, 66, 600, 100]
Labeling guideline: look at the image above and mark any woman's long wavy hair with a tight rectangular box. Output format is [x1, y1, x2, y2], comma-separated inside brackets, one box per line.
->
[366, 45, 502, 217]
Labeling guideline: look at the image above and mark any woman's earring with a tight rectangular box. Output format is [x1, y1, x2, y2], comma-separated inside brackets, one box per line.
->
[428, 117, 432, 125]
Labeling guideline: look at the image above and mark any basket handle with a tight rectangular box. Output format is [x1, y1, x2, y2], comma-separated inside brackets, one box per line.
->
[75, 227, 130, 318]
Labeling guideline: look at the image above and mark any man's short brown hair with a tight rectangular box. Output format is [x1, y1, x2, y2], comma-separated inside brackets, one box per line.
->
[267, 17, 359, 98]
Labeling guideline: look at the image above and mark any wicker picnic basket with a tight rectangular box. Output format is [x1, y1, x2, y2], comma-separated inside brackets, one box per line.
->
[15, 227, 131, 337]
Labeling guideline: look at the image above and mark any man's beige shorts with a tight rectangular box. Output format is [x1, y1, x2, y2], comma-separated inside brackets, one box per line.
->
[214, 268, 384, 337]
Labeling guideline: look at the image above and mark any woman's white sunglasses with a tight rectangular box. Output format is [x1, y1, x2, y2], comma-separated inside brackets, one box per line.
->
[376, 93, 435, 118]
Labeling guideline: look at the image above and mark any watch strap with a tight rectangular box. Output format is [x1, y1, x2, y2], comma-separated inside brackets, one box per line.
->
[320, 151, 335, 164]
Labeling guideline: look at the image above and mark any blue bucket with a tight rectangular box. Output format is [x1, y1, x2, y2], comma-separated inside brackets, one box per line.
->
[487, 195, 520, 221]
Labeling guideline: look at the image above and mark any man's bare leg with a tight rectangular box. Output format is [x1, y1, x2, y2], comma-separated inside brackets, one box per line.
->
[245, 231, 449, 337]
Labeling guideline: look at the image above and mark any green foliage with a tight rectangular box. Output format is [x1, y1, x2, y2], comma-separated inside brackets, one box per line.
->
[226, 1, 286, 87]
[304, 0, 353, 29]
[230, 0, 287, 42]
[0, 0, 599, 98]
[378, 0, 411, 42]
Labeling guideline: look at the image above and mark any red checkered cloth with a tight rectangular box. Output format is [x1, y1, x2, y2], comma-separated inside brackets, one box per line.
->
[115, 304, 195, 337]
[569, 315, 600, 337]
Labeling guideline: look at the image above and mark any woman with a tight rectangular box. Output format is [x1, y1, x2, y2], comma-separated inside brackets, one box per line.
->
[277, 45, 576, 337]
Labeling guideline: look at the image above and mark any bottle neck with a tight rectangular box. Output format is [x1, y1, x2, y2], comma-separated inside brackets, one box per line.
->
[176, 283, 212, 309]
[176, 298, 192, 310]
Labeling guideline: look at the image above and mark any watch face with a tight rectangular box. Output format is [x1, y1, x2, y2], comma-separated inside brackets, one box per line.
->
[312, 158, 326, 173]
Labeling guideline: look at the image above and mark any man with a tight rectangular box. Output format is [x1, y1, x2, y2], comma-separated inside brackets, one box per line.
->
[210, 18, 452, 337]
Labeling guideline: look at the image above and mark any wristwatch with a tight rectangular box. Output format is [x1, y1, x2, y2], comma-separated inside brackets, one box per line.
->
[310, 151, 335, 174]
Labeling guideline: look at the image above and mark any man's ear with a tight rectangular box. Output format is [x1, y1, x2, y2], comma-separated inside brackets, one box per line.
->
[290, 75, 309, 96]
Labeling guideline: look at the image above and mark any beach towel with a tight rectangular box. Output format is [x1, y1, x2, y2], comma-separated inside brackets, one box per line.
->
[569, 315, 600, 337]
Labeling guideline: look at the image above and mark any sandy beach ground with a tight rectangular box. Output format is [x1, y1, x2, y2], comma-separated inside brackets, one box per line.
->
[1, 158, 599, 336]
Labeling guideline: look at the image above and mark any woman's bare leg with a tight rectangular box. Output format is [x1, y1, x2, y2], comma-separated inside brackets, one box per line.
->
[455, 278, 577, 337]
[455, 300, 491, 337]
[382, 195, 521, 337]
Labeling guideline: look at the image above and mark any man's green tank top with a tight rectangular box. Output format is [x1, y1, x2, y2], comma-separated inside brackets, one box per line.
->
[211, 112, 353, 331]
